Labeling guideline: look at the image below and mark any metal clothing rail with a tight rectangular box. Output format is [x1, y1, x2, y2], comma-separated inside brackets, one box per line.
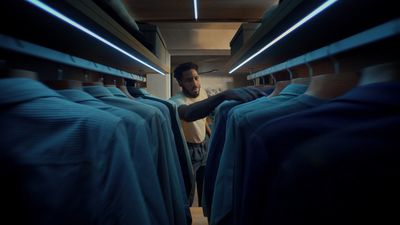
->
[0, 34, 146, 82]
[247, 18, 400, 80]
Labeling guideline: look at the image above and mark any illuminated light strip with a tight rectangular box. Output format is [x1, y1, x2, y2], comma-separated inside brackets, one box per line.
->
[229, 0, 338, 74]
[194, 0, 198, 20]
[25, 0, 165, 75]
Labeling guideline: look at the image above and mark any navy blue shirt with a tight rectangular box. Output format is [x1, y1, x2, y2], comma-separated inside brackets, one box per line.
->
[265, 115, 400, 225]
[204, 87, 273, 218]
[246, 82, 400, 225]
[234, 94, 326, 225]
[211, 84, 307, 225]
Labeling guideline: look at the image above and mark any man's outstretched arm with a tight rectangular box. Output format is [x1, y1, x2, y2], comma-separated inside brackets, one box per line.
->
[178, 87, 267, 122]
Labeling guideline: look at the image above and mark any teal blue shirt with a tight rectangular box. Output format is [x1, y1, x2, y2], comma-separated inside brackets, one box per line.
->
[211, 84, 308, 225]
[58, 89, 169, 225]
[0, 78, 151, 225]
[83, 85, 188, 225]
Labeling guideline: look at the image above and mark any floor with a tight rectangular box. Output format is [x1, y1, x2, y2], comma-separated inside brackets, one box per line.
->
[190, 207, 208, 225]
[191, 183, 208, 225]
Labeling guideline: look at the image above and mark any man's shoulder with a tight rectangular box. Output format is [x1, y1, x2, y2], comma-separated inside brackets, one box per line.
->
[169, 92, 186, 105]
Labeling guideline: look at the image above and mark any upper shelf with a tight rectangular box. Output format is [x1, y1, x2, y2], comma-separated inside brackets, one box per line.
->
[0, 0, 169, 75]
[247, 18, 400, 80]
[224, 0, 400, 75]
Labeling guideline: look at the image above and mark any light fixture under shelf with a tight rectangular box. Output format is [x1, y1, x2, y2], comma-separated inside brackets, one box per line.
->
[26, 0, 165, 76]
[229, 0, 338, 74]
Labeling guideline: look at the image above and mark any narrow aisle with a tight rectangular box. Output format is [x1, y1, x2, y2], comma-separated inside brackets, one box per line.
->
[190, 207, 208, 225]
[191, 184, 208, 225]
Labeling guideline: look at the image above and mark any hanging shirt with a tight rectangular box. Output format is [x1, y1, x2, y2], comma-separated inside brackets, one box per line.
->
[129, 87, 194, 202]
[204, 87, 273, 217]
[211, 84, 308, 225]
[83, 85, 189, 225]
[246, 81, 400, 225]
[265, 115, 400, 225]
[58, 89, 169, 225]
[106, 86, 174, 131]
[203, 100, 241, 217]
[0, 78, 151, 225]
[234, 94, 326, 225]
[170, 88, 208, 144]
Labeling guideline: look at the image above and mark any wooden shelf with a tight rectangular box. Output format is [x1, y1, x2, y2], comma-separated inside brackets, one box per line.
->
[247, 19, 400, 80]
[225, 0, 400, 75]
[0, 34, 146, 82]
[0, 0, 169, 76]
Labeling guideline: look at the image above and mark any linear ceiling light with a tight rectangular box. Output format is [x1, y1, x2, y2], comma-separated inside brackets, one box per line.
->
[193, 0, 198, 20]
[229, 0, 338, 74]
[26, 0, 165, 75]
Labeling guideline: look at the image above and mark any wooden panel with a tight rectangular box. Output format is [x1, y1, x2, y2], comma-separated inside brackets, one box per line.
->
[124, 0, 278, 22]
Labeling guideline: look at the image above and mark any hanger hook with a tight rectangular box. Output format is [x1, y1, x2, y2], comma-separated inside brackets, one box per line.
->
[330, 55, 340, 74]
[57, 67, 63, 80]
[270, 73, 276, 85]
[84, 71, 89, 82]
[286, 64, 293, 80]
[305, 61, 314, 78]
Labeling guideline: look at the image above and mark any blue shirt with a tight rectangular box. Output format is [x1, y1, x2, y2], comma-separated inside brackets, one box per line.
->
[142, 95, 194, 202]
[0, 78, 151, 225]
[247, 82, 400, 225]
[127, 87, 193, 224]
[83, 85, 188, 225]
[211, 84, 307, 225]
[203, 100, 242, 217]
[235, 94, 326, 225]
[265, 115, 400, 225]
[58, 89, 169, 225]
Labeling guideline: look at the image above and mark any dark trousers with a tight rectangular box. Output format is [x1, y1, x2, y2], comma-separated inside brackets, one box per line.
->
[187, 137, 209, 207]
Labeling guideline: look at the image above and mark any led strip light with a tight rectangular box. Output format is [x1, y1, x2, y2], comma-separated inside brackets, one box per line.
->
[194, 0, 198, 20]
[229, 0, 338, 74]
[26, 0, 165, 75]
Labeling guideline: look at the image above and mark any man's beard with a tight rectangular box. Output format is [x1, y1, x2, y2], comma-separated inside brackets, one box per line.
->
[183, 87, 200, 98]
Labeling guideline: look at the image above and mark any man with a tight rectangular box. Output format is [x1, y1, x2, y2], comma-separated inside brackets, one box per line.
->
[170, 62, 266, 206]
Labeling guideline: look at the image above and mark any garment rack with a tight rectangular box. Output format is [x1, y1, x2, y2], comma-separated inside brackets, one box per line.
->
[0, 33, 146, 82]
[247, 18, 400, 80]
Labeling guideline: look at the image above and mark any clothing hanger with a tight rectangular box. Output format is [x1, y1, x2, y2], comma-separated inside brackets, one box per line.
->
[286, 65, 293, 81]
[104, 77, 117, 87]
[304, 55, 359, 99]
[6, 69, 38, 80]
[267, 72, 290, 98]
[44, 68, 82, 90]
[291, 60, 312, 85]
[117, 79, 135, 99]
[82, 75, 104, 86]
[358, 60, 400, 85]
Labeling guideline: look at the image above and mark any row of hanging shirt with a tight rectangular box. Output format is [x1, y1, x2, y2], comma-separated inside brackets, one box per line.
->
[0, 70, 193, 225]
[204, 61, 400, 225]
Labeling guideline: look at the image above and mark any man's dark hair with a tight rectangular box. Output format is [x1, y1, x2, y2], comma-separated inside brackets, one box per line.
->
[173, 62, 198, 81]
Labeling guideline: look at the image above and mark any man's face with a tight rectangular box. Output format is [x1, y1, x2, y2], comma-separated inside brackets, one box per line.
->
[179, 68, 201, 98]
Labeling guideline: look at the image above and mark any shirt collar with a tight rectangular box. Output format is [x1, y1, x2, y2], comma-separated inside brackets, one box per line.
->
[106, 86, 128, 98]
[279, 84, 308, 96]
[335, 81, 400, 107]
[57, 89, 99, 103]
[82, 85, 114, 98]
[0, 78, 62, 105]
